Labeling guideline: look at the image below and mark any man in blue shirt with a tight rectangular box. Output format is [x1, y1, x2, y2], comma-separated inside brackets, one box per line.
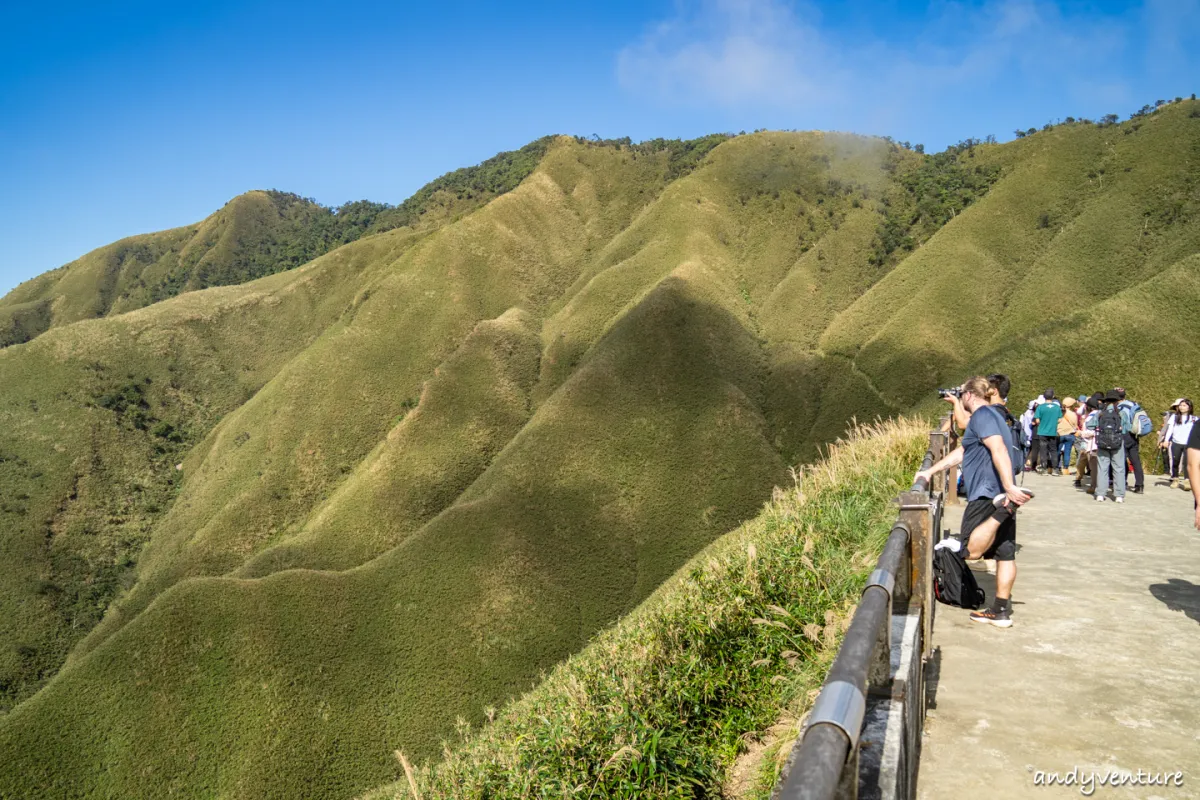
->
[917, 376, 1031, 627]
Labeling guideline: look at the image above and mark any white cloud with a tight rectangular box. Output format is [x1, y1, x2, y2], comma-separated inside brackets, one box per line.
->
[616, 0, 841, 108]
[615, 0, 1183, 132]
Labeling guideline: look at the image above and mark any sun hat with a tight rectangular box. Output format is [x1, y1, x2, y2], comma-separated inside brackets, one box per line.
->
[1104, 389, 1121, 403]
[1062, 396, 1078, 409]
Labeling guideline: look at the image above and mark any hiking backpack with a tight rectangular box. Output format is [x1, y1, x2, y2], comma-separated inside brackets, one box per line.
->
[933, 546, 986, 609]
[1003, 408, 1026, 475]
[1096, 405, 1124, 450]
[1121, 400, 1153, 436]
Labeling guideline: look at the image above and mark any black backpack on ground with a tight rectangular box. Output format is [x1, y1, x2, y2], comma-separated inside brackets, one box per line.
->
[933, 546, 986, 609]
[1096, 404, 1124, 450]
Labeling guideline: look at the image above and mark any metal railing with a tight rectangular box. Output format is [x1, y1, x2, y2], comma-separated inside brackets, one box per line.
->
[772, 419, 957, 800]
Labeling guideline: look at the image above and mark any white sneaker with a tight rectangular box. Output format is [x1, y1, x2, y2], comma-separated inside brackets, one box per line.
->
[1115, 496, 1124, 503]
[1096, 496, 1107, 502]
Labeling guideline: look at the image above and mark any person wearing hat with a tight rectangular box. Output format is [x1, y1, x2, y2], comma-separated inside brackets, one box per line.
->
[1032, 388, 1063, 475]
[1087, 390, 1132, 502]
[1159, 398, 1196, 487]
[1056, 396, 1080, 474]
[1075, 394, 1102, 491]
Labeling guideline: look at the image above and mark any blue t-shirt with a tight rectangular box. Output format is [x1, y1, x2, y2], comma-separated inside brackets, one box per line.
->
[961, 404, 1014, 501]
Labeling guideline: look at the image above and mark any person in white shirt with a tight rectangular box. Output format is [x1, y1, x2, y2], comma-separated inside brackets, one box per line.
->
[1075, 395, 1102, 493]
[1160, 398, 1196, 486]
[1019, 401, 1036, 469]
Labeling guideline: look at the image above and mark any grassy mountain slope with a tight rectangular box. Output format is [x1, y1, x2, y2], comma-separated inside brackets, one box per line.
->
[0, 227, 430, 710]
[0, 138, 557, 349]
[0, 133, 918, 799]
[360, 420, 925, 799]
[823, 101, 1200, 410]
[0, 192, 351, 346]
[67, 141, 670, 662]
[1, 103, 1199, 799]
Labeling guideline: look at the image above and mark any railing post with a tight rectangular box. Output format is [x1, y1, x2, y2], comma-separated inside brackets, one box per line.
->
[899, 489, 933, 662]
[945, 426, 960, 506]
[928, 431, 945, 494]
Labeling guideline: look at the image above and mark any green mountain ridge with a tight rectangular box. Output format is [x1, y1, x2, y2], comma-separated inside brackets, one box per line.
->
[0, 137, 561, 349]
[1, 103, 1198, 799]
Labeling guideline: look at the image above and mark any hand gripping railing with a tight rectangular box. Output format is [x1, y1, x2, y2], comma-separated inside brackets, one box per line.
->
[772, 419, 956, 800]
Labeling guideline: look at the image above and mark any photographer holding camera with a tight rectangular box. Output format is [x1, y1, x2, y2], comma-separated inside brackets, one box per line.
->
[917, 376, 1031, 627]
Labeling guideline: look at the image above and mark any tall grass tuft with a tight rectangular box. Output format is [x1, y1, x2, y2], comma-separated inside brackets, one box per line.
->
[364, 418, 927, 799]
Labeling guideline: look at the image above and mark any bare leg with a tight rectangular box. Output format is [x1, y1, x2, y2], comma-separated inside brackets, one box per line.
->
[995, 559, 1016, 601]
[965, 517, 1000, 560]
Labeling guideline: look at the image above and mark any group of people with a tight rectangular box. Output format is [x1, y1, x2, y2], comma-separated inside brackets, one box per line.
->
[1015, 387, 1196, 503]
[913, 374, 1200, 631]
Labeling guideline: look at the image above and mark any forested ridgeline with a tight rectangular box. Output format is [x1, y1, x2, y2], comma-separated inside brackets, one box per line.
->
[1, 100, 1198, 799]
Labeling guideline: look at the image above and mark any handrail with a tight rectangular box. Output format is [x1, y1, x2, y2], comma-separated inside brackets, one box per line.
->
[909, 449, 935, 492]
[774, 523, 911, 799]
[773, 420, 955, 800]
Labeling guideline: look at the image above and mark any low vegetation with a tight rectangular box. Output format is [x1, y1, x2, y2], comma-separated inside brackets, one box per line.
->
[0, 98, 1198, 798]
[361, 419, 925, 798]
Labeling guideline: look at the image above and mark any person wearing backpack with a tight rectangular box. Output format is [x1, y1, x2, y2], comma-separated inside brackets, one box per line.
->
[1087, 390, 1131, 502]
[1160, 398, 1196, 487]
[1115, 387, 1150, 494]
[915, 376, 1030, 627]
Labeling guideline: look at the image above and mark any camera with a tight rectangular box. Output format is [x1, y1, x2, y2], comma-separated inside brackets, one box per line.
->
[938, 387, 963, 399]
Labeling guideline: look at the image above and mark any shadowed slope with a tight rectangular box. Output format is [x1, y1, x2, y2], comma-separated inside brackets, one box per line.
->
[0, 263, 787, 800]
[4, 110, 1200, 800]
[69, 140, 669, 661]
[0, 227, 426, 709]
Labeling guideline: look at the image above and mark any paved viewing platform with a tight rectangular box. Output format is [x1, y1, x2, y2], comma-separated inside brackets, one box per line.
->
[917, 471, 1200, 798]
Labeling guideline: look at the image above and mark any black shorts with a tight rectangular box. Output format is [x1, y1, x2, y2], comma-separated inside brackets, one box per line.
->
[960, 497, 1017, 561]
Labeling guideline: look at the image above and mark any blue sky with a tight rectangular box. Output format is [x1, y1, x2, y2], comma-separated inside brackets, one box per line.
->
[2, 0, 1197, 295]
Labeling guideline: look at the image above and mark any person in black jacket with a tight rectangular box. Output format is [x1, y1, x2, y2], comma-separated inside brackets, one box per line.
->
[1115, 387, 1144, 494]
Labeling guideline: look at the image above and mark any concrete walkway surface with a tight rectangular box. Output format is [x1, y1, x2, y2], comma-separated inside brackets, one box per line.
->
[916, 471, 1200, 799]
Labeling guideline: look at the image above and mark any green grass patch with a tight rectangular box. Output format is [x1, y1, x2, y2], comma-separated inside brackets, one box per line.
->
[361, 419, 925, 799]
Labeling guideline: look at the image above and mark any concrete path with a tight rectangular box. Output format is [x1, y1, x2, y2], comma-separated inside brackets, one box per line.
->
[916, 471, 1200, 800]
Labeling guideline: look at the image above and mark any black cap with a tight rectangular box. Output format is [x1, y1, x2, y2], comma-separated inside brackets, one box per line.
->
[1104, 389, 1121, 403]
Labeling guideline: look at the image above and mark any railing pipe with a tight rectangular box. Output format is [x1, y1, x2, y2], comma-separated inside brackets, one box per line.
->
[775, 521, 911, 800]
[774, 432, 951, 800]
[909, 450, 934, 492]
